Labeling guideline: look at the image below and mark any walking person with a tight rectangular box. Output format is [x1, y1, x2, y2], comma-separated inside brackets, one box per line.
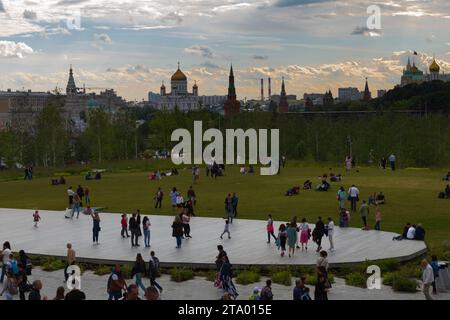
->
[84, 186, 90, 206]
[374, 206, 381, 231]
[131, 254, 147, 294]
[142, 216, 151, 247]
[299, 218, 310, 251]
[107, 264, 127, 300]
[266, 214, 277, 243]
[136, 209, 142, 240]
[312, 217, 325, 252]
[148, 251, 163, 293]
[17, 265, 30, 301]
[33, 210, 41, 228]
[314, 267, 329, 301]
[67, 186, 75, 208]
[287, 222, 297, 258]
[76, 185, 84, 206]
[154, 187, 163, 209]
[224, 193, 234, 223]
[129, 213, 140, 247]
[359, 200, 370, 230]
[231, 192, 238, 218]
[326, 217, 335, 251]
[345, 155, 352, 171]
[220, 218, 231, 240]
[64, 243, 76, 283]
[339, 208, 350, 228]
[170, 187, 177, 209]
[187, 186, 196, 206]
[121, 214, 130, 238]
[389, 153, 396, 171]
[72, 193, 81, 219]
[1, 241, 12, 284]
[430, 255, 439, 295]
[91, 211, 101, 245]
[337, 186, 346, 209]
[348, 184, 360, 212]
[18, 250, 32, 276]
[182, 210, 192, 238]
[172, 215, 184, 249]
[260, 280, 274, 301]
[0, 271, 18, 300]
[421, 259, 434, 300]
[277, 224, 288, 257]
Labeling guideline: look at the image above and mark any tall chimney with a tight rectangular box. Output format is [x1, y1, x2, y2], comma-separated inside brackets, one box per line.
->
[261, 78, 264, 101]
[268, 77, 271, 99]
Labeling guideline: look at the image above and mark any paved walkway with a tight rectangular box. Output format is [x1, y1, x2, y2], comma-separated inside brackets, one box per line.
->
[0, 208, 426, 267]
[2, 267, 449, 300]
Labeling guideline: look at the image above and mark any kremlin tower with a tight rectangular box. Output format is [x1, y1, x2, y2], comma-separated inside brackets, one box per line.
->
[278, 77, 289, 113]
[224, 64, 241, 117]
[362, 77, 371, 102]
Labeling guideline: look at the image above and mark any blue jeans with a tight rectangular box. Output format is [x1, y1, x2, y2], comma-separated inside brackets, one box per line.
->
[72, 204, 80, 217]
[144, 229, 150, 247]
[0, 265, 6, 282]
[176, 236, 182, 248]
[135, 273, 146, 292]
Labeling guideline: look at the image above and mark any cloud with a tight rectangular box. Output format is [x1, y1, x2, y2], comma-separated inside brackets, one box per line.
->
[425, 35, 435, 43]
[199, 61, 221, 69]
[252, 55, 268, 60]
[351, 26, 382, 37]
[0, 1, 5, 13]
[56, 0, 89, 5]
[0, 41, 33, 58]
[23, 10, 37, 20]
[274, 0, 334, 7]
[184, 45, 216, 59]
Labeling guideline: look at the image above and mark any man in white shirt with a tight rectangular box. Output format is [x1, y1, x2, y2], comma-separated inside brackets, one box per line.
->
[348, 184, 360, 211]
[406, 225, 416, 239]
[388, 154, 396, 171]
[421, 259, 434, 300]
[1, 241, 12, 283]
[326, 217, 335, 251]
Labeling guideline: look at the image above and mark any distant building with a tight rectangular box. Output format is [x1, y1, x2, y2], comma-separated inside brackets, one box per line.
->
[303, 93, 325, 106]
[377, 90, 387, 98]
[400, 56, 450, 87]
[323, 90, 334, 106]
[0, 89, 51, 130]
[224, 65, 241, 117]
[338, 87, 360, 102]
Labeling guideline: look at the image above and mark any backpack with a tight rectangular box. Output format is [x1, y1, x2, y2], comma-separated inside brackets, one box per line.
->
[9, 260, 19, 275]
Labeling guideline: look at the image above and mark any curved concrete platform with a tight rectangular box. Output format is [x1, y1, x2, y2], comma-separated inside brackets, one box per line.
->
[0, 208, 427, 267]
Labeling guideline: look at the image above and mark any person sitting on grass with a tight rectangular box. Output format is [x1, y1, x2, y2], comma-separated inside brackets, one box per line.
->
[414, 223, 425, 241]
[248, 165, 254, 174]
[94, 171, 102, 180]
[439, 185, 450, 199]
[303, 180, 312, 190]
[286, 186, 300, 196]
[85, 172, 93, 180]
[375, 192, 385, 204]
[316, 177, 330, 192]
[406, 224, 416, 240]
[330, 173, 342, 182]
[442, 172, 450, 181]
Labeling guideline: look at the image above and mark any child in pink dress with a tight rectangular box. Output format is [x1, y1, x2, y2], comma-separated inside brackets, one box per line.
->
[33, 210, 41, 227]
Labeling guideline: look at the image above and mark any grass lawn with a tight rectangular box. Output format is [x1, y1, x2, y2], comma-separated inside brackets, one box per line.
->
[0, 161, 448, 248]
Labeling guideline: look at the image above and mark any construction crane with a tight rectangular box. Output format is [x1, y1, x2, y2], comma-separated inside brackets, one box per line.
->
[80, 84, 111, 94]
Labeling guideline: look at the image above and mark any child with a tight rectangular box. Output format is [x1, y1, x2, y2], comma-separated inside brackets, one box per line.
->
[301, 287, 312, 301]
[121, 214, 130, 238]
[374, 206, 381, 231]
[33, 210, 41, 228]
[220, 218, 231, 240]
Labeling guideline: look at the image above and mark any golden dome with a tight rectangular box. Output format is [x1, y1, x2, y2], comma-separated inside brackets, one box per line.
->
[429, 59, 440, 73]
[171, 67, 187, 81]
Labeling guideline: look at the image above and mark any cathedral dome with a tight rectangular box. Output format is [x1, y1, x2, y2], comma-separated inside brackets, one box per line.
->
[171, 67, 187, 81]
[429, 59, 440, 73]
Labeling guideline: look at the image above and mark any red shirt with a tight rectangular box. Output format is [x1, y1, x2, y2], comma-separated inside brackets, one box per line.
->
[121, 217, 127, 227]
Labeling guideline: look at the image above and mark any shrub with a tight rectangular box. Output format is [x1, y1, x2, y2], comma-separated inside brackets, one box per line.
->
[170, 268, 194, 282]
[382, 272, 395, 286]
[392, 276, 418, 292]
[41, 257, 66, 271]
[121, 263, 133, 279]
[305, 273, 335, 285]
[344, 272, 367, 288]
[271, 271, 292, 286]
[378, 259, 400, 273]
[399, 265, 422, 279]
[236, 271, 260, 285]
[94, 265, 113, 275]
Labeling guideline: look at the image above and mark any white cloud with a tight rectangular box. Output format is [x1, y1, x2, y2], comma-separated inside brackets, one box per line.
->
[93, 33, 112, 44]
[0, 41, 33, 58]
[184, 45, 216, 59]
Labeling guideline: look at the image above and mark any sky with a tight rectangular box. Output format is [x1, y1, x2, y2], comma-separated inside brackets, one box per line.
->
[0, 0, 449, 101]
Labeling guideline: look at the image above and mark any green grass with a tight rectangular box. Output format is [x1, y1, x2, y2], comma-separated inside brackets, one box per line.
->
[0, 160, 449, 247]
[236, 270, 261, 285]
[271, 270, 292, 286]
[170, 267, 194, 282]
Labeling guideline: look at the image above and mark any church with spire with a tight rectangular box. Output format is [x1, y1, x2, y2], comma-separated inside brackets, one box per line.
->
[400, 56, 450, 87]
[224, 64, 241, 117]
[278, 77, 289, 113]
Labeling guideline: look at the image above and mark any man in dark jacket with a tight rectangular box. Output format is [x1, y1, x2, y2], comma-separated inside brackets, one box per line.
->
[148, 251, 163, 293]
[313, 217, 325, 252]
[415, 224, 426, 240]
[29, 280, 46, 300]
[129, 213, 140, 247]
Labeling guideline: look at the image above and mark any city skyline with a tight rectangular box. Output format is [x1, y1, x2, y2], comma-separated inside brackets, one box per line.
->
[0, 0, 449, 100]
